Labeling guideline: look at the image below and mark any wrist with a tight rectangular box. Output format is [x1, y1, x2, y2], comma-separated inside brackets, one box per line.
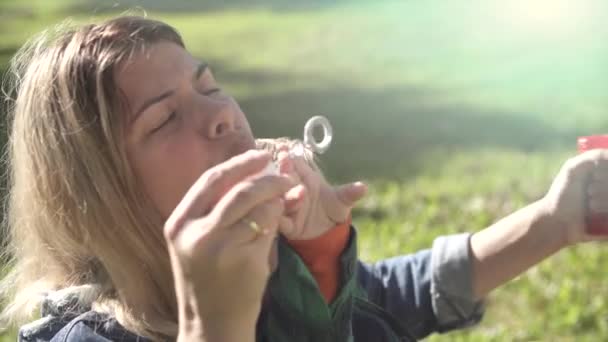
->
[177, 295, 260, 342]
[178, 310, 259, 342]
[532, 199, 571, 249]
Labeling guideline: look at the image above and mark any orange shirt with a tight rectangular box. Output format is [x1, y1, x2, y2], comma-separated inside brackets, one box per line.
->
[287, 219, 351, 303]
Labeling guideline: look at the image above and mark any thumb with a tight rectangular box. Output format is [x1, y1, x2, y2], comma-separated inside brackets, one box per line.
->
[278, 215, 297, 239]
[335, 181, 368, 207]
[565, 150, 607, 182]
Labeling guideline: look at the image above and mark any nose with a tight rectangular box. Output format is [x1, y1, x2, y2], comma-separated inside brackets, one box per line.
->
[206, 102, 238, 140]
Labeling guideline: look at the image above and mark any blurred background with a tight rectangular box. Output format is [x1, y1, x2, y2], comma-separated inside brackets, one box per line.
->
[0, 0, 607, 340]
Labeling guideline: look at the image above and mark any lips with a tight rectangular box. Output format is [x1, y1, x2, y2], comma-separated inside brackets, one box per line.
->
[227, 132, 257, 159]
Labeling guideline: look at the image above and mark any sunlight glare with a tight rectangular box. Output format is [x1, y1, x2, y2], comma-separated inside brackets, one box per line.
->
[497, 0, 594, 38]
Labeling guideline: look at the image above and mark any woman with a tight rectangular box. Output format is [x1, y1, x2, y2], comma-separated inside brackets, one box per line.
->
[1, 16, 607, 342]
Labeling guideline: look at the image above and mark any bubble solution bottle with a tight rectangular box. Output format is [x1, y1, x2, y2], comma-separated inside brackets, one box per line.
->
[578, 135, 608, 235]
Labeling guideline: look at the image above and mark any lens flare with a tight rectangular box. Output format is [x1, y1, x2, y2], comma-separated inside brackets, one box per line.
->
[496, 0, 597, 39]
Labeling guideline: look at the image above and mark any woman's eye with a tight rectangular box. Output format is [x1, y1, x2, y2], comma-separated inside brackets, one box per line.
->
[203, 88, 221, 96]
[150, 111, 176, 134]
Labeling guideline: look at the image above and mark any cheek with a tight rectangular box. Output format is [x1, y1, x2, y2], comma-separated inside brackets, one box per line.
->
[127, 135, 214, 219]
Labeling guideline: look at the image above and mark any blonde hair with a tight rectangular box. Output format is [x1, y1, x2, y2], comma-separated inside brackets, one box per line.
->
[0, 16, 187, 339]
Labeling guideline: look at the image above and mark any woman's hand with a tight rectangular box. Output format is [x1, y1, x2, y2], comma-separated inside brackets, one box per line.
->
[164, 150, 295, 342]
[470, 149, 608, 299]
[540, 149, 608, 245]
[274, 148, 367, 240]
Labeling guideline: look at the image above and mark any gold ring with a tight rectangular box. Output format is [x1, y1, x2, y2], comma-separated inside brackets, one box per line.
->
[243, 218, 263, 235]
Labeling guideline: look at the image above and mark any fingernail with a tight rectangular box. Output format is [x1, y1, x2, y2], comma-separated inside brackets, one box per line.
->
[354, 181, 367, 188]
[295, 183, 306, 195]
[285, 185, 305, 202]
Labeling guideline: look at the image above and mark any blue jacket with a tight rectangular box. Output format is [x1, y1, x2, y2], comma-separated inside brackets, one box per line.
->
[19, 228, 484, 341]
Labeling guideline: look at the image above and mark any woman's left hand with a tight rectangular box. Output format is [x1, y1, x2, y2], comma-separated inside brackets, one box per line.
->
[275, 149, 367, 240]
[540, 149, 608, 245]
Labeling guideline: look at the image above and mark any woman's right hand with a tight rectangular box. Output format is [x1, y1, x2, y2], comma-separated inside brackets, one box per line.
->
[164, 150, 295, 342]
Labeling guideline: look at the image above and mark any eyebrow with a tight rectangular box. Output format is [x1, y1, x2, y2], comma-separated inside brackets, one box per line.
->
[132, 62, 209, 122]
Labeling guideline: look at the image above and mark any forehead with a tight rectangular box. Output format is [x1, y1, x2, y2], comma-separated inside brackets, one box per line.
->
[116, 41, 196, 115]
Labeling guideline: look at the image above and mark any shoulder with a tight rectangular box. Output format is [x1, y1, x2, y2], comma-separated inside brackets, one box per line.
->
[19, 311, 147, 342]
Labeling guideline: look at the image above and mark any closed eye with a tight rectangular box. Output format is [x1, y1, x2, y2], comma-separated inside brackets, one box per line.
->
[150, 111, 177, 135]
[203, 88, 221, 96]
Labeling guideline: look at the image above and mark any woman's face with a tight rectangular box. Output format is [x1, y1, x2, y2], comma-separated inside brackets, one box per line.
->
[118, 41, 256, 219]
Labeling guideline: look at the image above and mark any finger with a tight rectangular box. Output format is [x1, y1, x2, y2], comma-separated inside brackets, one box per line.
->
[322, 182, 366, 224]
[291, 156, 319, 189]
[284, 184, 307, 214]
[174, 150, 272, 220]
[274, 142, 291, 155]
[268, 237, 279, 273]
[581, 149, 608, 164]
[276, 152, 300, 182]
[276, 149, 291, 162]
[278, 215, 296, 237]
[211, 174, 295, 229]
[335, 181, 368, 207]
[589, 198, 608, 213]
[567, 150, 608, 181]
[588, 180, 608, 197]
[581, 232, 608, 243]
[595, 151, 608, 168]
[287, 156, 321, 214]
[591, 169, 608, 183]
[278, 155, 295, 175]
[236, 198, 284, 244]
[241, 220, 282, 275]
[228, 230, 278, 280]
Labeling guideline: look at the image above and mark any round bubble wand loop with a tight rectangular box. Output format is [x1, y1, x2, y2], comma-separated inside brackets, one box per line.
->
[291, 115, 333, 158]
[258, 115, 333, 175]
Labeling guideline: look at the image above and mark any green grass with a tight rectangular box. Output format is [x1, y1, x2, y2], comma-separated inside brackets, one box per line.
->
[1, 0, 608, 340]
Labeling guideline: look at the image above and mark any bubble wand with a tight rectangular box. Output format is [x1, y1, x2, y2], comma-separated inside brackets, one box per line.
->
[261, 115, 333, 175]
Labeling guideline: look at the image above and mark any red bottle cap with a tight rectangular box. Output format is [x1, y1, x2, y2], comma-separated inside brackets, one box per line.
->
[578, 135, 608, 153]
